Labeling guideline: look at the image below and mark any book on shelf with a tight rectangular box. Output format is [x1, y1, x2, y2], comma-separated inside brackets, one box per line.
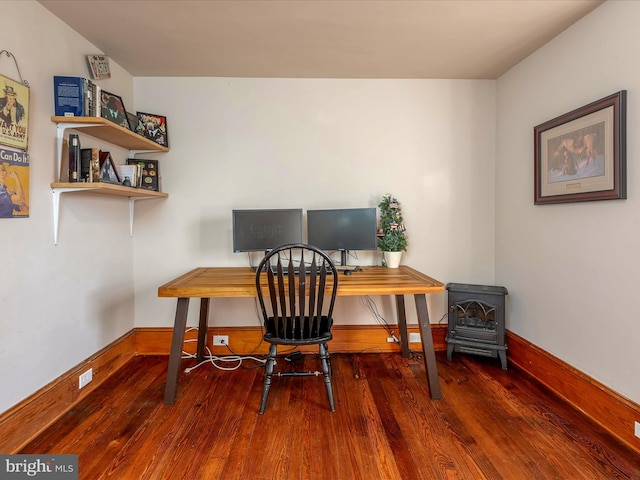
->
[53, 76, 101, 117]
[127, 158, 159, 191]
[68, 134, 81, 182]
[80, 147, 100, 183]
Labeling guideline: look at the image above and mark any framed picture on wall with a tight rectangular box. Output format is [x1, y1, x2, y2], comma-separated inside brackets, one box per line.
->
[534, 90, 626, 205]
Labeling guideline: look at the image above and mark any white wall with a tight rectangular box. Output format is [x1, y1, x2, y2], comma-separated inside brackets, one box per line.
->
[132, 78, 497, 331]
[0, 2, 139, 412]
[496, 0, 640, 403]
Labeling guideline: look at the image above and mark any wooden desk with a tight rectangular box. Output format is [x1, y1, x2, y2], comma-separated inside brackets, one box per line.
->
[158, 265, 444, 404]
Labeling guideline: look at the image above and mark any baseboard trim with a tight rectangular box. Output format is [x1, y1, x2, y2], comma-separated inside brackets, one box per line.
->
[0, 330, 136, 454]
[2, 326, 638, 455]
[134, 324, 449, 356]
[507, 331, 640, 453]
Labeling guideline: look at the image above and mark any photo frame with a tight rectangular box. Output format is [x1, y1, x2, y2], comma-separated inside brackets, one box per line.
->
[136, 112, 168, 147]
[126, 112, 139, 133]
[86, 54, 111, 80]
[127, 158, 159, 191]
[100, 90, 131, 130]
[0, 73, 30, 150]
[534, 91, 626, 205]
[98, 151, 121, 184]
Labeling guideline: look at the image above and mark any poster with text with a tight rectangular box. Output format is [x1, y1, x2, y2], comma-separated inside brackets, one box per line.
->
[0, 148, 29, 218]
[0, 74, 29, 150]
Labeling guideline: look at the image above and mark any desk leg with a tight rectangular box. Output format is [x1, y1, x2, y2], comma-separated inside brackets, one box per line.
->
[415, 294, 442, 400]
[395, 294, 410, 358]
[197, 298, 210, 362]
[164, 297, 190, 405]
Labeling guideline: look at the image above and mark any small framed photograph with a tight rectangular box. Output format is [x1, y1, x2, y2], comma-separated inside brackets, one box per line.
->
[101, 91, 131, 130]
[136, 112, 168, 147]
[534, 91, 626, 204]
[98, 151, 121, 184]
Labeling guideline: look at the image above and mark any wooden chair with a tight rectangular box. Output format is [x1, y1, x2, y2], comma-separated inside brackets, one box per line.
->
[255, 243, 338, 413]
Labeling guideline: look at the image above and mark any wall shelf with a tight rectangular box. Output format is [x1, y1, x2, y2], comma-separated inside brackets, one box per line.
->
[52, 116, 169, 180]
[51, 117, 169, 245]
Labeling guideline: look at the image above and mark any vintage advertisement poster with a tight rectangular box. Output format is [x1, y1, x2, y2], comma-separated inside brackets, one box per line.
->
[0, 147, 29, 218]
[0, 74, 29, 150]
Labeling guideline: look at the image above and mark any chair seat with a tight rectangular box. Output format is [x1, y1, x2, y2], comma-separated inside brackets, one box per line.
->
[264, 315, 333, 345]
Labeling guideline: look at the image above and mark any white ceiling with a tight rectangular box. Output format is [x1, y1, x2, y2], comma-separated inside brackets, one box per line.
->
[39, 0, 604, 79]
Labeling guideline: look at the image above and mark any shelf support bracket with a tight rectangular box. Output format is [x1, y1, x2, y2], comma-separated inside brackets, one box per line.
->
[128, 150, 158, 158]
[52, 186, 91, 245]
[128, 197, 158, 237]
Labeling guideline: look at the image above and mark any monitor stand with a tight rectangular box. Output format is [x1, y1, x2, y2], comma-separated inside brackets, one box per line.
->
[340, 250, 348, 267]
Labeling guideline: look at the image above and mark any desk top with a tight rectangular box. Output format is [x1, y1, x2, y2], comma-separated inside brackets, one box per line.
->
[158, 265, 444, 299]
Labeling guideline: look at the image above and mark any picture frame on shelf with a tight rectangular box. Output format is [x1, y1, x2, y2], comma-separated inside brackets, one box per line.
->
[534, 90, 626, 205]
[127, 158, 159, 191]
[98, 151, 121, 184]
[126, 112, 140, 133]
[136, 112, 168, 147]
[100, 90, 131, 130]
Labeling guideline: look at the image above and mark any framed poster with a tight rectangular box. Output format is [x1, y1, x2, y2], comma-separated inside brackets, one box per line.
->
[0, 147, 29, 218]
[534, 91, 626, 204]
[0, 74, 29, 150]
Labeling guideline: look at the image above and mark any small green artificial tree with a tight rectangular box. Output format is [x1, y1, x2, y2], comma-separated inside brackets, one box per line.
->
[377, 194, 408, 252]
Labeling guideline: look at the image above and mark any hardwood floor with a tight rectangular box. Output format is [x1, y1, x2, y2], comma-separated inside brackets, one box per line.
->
[21, 352, 639, 479]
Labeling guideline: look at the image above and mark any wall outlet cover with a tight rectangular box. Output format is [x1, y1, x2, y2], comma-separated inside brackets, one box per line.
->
[213, 335, 229, 346]
[79, 368, 93, 389]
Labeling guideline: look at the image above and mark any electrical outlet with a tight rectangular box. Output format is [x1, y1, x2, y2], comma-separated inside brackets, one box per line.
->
[79, 368, 92, 389]
[409, 332, 421, 343]
[386, 337, 395, 343]
[634, 421, 640, 439]
[213, 335, 229, 346]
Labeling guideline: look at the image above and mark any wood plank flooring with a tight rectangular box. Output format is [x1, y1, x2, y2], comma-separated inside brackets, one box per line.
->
[20, 352, 640, 479]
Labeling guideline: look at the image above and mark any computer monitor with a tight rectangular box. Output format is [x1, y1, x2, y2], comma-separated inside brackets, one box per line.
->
[232, 209, 303, 253]
[307, 207, 378, 266]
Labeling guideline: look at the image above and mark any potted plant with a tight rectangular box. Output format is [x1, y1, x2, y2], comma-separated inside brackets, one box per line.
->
[377, 194, 407, 268]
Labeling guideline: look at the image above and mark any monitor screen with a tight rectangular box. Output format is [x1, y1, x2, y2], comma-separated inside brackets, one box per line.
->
[232, 209, 303, 252]
[307, 208, 378, 252]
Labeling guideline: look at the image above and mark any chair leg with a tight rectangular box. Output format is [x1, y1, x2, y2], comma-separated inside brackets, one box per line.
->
[260, 344, 277, 414]
[319, 342, 335, 412]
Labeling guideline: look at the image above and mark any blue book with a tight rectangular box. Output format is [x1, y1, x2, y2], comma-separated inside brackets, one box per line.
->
[53, 76, 89, 117]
